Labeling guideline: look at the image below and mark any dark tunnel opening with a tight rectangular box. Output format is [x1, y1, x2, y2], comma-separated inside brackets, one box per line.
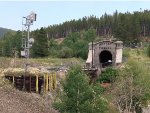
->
[99, 50, 112, 68]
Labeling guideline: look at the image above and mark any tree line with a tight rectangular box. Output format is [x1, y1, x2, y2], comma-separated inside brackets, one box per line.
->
[46, 10, 150, 42]
[0, 28, 96, 59]
[0, 10, 150, 58]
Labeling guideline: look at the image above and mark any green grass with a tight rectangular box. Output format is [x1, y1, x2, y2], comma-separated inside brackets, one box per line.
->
[123, 47, 150, 64]
[103, 46, 150, 113]
[29, 57, 85, 67]
[0, 56, 85, 68]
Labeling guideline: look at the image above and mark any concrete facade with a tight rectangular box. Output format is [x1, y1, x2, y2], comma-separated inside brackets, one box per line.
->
[86, 39, 123, 68]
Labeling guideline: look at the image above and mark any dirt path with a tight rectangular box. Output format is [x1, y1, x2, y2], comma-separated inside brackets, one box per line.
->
[0, 87, 58, 113]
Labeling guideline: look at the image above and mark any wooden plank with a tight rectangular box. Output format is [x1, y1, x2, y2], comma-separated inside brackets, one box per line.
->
[50, 73, 53, 90]
[46, 73, 48, 92]
[53, 73, 56, 89]
[43, 75, 45, 93]
[36, 75, 39, 93]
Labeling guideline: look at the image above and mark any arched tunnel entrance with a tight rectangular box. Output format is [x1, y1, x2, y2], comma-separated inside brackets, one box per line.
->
[99, 50, 112, 68]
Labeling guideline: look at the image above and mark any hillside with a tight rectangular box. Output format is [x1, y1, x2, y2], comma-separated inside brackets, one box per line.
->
[0, 27, 15, 38]
[45, 10, 150, 42]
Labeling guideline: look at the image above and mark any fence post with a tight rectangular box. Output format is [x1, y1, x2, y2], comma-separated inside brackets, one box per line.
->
[46, 73, 48, 92]
[53, 73, 56, 89]
[43, 74, 45, 93]
[36, 75, 38, 93]
[48, 74, 50, 91]
[50, 73, 53, 90]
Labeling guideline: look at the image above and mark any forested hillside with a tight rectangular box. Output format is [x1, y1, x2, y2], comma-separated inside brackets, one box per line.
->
[46, 10, 150, 42]
[0, 27, 15, 38]
[0, 10, 150, 58]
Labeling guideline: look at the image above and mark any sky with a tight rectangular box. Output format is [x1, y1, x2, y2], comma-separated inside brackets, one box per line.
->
[0, 1, 150, 31]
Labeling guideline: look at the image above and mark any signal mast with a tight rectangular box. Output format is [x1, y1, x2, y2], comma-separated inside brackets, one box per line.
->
[21, 12, 37, 91]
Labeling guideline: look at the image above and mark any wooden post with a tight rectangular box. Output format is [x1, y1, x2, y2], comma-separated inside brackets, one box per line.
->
[12, 76, 15, 86]
[53, 73, 56, 89]
[50, 73, 53, 90]
[43, 74, 45, 93]
[46, 73, 48, 92]
[36, 75, 38, 93]
[29, 75, 31, 92]
[48, 75, 50, 91]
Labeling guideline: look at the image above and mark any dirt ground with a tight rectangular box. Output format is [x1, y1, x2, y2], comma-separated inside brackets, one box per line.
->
[0, 87, 58, 113]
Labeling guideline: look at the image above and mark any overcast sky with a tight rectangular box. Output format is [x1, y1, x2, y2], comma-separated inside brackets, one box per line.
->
[0, 1, 149, 31]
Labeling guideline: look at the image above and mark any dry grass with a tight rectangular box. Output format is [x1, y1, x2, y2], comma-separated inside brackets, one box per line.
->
[0, 69, 58, 113]
[3, 67, 43, 77]
[0, 57, 84, 68]
[29, 57, 84, 67]
[55, 38, 64, 44]
[123, 47, 150, 64]
[0, 56, 84, 113]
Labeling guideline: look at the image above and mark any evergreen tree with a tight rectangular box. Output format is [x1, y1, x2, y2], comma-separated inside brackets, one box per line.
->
[11, 31, 22, 57]
[31, 27, 48, 57]
[53, 65, 107, 113]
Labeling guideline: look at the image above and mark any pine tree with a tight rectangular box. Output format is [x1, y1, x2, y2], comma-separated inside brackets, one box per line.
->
[31, 27, 48, 57]
[53, 65, 107, 113]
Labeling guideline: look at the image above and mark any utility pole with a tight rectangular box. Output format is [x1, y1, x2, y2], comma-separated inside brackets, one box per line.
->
[21, 12, 37, 91]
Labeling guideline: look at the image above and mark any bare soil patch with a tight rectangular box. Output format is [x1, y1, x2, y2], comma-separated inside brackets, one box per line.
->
[0, 87, 58, 113]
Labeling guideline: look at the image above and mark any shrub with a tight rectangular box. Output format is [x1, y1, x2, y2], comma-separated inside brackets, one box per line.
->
[123, 48, 130, 58]
[53, 65, 108, 113]
[58, 47, 73, 58]
[98, 68, 119, 83]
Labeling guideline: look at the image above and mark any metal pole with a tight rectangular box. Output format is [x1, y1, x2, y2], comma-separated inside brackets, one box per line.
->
[23, 19, 30, 91]
[27, 25, 30, 59]
[27, 24, 31, 92]
[22, 17, 26, 91]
